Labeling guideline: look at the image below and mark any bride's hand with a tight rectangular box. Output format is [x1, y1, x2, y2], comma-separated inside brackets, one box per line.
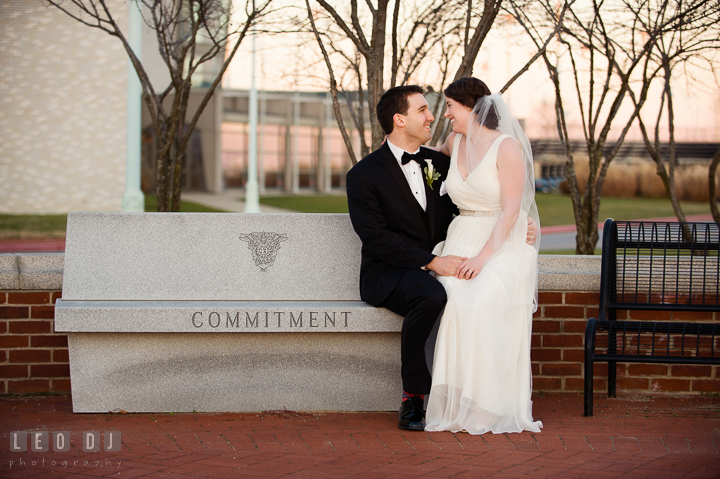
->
[456, 250, 491, 280]
[526, 217, 537, 245]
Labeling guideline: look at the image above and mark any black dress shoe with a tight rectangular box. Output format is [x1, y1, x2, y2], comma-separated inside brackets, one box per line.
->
[398, 396, 425, 430]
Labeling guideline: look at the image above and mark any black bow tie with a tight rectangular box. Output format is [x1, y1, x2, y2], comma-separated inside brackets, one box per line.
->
[401, 150, 425, 166]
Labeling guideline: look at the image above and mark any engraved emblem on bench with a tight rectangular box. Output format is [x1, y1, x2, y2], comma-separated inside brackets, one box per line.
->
[239, 232, 288, 271]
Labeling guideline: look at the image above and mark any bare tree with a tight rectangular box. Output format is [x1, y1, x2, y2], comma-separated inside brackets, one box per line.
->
[514, 0, 716, 254]
[304, 0, 560, 164]
[428, 0, 568, 147]
[390, 2, 466, 88]
[304, 0, 476, 165]
[428, 33, 463, 140]
[305, 0, 393, 161]
[429, 0, 504, 146]
[46, 0, 272, 211]
[632, 4, 720, 223]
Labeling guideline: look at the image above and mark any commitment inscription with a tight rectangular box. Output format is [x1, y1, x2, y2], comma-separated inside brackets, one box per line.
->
[191, 311, 351, 329]
[239, 232, 288, 271]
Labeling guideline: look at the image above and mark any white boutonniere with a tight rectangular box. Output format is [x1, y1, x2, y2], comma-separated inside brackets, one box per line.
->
[424, 159, 441, 190]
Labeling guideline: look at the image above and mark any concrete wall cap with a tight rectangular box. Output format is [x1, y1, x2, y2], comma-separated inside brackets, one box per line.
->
[18, 253, 64, 290]
[0, 254, 20, 289]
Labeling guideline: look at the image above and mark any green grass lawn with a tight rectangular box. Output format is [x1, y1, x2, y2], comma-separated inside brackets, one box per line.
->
[143, 195, 226, 213]
[0, 214, 69, 239]
[0, 195, 225, 239]
[536, 194, 711, 227]
[0, 193, 713, 240]
[260, 195, 350, 213]
[261, 193, 712, 226]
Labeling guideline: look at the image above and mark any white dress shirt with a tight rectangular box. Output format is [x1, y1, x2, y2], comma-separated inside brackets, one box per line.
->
[386, 139, 427, 211]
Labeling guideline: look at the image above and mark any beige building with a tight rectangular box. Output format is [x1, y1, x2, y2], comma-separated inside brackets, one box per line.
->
[0, 0, 129, 214]
[0, 0, 224, 214]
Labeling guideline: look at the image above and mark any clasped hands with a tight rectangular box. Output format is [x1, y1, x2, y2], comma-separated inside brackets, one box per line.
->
[427, 217, 537, 280]
[426, 252, 490, 280]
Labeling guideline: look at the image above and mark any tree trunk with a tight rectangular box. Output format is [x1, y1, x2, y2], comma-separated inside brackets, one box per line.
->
[655, 161, 686, 222]
[171, 131, 185, 212]
[575, 148, 602, 255]
[663, 69, 685, 223]
[155, 134, 174, 213]
[636, 68, 686, 224]
[367, 0, 389, 151]
[430, 1, 502, 147]
[709, 148, 720, 224]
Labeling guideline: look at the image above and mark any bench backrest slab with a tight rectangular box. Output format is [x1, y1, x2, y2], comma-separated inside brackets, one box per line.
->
[62, 213, 362, 301]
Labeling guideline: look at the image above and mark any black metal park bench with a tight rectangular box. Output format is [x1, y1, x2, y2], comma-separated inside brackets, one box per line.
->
[584, 219, 720, 417]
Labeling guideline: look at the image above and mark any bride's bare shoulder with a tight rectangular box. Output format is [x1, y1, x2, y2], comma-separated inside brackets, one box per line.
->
[497, 135, 523, 165]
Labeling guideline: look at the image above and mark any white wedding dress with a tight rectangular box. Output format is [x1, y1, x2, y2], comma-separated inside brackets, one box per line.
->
[425, 134, 542, 435]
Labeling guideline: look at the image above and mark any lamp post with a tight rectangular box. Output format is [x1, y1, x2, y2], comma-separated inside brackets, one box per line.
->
[244, 32, 260, 213]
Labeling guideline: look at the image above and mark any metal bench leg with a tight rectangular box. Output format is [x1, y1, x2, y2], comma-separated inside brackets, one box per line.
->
[584, 318, 596, 417]
[608, 360, 617, 398]
[584, 356, 594, 417]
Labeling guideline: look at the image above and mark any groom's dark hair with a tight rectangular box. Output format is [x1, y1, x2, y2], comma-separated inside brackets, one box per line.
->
[376, 85, 425, 135]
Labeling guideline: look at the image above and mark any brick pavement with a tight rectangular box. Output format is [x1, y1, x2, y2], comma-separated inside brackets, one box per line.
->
[1, 393, 719, 478]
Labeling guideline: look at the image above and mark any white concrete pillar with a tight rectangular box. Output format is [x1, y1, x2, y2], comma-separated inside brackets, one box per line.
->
[259, 92, 266, 194]
[122, 1, 145, 212]
[292, 92, 300, 193]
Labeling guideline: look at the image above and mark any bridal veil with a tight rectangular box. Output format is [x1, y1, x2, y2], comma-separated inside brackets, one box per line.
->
[464, 94, 541, 310]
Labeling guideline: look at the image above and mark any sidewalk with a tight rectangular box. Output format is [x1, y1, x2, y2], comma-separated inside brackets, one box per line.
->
[181, 190, 293, 214]
[1, 393, 718, 477]
[0, 239, 65, 254]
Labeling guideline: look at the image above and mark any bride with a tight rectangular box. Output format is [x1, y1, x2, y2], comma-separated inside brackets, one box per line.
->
[425, 77, 542, 434]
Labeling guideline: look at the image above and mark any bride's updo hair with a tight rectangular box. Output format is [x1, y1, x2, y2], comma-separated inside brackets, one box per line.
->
[444, 77, 499, 130]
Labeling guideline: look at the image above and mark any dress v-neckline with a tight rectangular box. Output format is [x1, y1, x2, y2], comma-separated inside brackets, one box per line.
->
[453, 133, 507, 182]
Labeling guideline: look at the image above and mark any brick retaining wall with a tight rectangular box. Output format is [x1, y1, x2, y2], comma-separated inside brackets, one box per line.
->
[533, 291, 720, 395]
[2, 285, 718, 396]
[0, 290, 69, 394]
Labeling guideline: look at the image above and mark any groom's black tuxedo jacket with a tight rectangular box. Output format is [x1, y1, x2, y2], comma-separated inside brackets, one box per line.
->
[346, 142, 458, 307]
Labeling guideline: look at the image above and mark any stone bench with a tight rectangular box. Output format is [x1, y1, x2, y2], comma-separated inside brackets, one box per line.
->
[53, 213, 603, 413]
[55, 212, 403, 413]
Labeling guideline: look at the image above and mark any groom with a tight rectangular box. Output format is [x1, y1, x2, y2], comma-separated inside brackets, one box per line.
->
[346, 85, 464, 431]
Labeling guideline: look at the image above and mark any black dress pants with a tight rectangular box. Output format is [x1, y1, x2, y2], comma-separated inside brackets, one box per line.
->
[380, 268, 447, 394]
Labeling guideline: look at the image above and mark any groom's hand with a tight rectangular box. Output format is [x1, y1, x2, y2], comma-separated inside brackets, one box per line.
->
[427, 255, 466, 277]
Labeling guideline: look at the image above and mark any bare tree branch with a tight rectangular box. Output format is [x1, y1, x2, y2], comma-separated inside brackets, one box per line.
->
[500, 0, 572, 93]
[305, 0, 358, 164]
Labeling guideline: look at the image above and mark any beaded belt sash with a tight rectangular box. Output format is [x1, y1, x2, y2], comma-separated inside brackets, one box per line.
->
[458, 209, 500, 217]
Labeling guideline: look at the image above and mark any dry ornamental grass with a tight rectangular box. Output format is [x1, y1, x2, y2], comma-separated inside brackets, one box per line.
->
[561, 157, 720, 202]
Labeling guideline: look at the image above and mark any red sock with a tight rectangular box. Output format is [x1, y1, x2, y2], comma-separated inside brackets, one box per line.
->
[402, 391, 425, 402]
